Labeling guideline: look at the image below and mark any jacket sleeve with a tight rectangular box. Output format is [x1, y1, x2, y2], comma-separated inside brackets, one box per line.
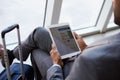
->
[66, 46, 99, 80]
[47, 64, 64, 80]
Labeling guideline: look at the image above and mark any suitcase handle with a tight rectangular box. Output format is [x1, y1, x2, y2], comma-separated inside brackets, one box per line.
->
[1, 24, 19, 38]
[1, 24, 25, 80]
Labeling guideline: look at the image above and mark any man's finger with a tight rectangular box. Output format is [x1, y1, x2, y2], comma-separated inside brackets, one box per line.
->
[52, 44, 57, 50]
[73, 32, 78, 39]
[0, 48, 4, 53]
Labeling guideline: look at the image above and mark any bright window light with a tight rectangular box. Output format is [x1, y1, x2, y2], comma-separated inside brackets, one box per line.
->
[0, 0, 46, 44]
[110, 12, 114, 23]
[59, 0, 104, 30]
[108, 12, 117, 28]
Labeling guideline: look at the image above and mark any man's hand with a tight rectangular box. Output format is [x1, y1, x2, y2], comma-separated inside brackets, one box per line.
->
[0, 44, 14, 67]
[0, 44, 4, 58]
[0, 44, 6, 67]
[74, 32, 87, 51]
[50, 44, 63, 67]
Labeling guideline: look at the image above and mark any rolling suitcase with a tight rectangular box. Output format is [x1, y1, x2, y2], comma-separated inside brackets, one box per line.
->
[1, 24, 34, 80]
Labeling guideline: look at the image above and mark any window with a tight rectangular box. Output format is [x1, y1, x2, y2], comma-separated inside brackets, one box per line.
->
[107, 12, 118, 30]
[110, 12, 114, 23]
[46, 0, 113, 34]
[59, 0, 104, 30]
[0, 0, 46, 45]
[0, 0, 115, 45]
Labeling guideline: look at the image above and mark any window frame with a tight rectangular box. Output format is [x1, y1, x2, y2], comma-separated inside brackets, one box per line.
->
[45, 0, 119, 36]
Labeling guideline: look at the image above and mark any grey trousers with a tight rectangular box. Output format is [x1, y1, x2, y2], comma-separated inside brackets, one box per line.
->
[12, 27, 73, 80]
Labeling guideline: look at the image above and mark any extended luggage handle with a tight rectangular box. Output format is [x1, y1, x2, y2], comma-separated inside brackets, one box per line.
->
[1, 24, 25, 80]
[1, 24, 19, 38]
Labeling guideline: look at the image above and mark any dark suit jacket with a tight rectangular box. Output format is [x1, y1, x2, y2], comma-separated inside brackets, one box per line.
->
[47, 32, 120, 80]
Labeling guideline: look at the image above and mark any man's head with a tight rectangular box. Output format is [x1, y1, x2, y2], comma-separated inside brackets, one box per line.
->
[113, 0, 120, 26]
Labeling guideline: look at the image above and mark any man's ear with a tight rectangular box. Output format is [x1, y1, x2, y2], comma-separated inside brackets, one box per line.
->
[114, 17, 120, 26]
[113, 0, 120, 26]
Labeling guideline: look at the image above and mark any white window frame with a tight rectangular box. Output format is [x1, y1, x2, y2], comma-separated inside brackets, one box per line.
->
[45, 0, 119, 36]
[96, 0, 112, 33]
[44, 0, 63, 27]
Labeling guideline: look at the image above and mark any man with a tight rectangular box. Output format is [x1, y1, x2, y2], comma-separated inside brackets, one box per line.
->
[0, 0, 120, 80]
[0, 27, 53, 80]
[0, 27, 86, 80]
[47, 0, 120, 80]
